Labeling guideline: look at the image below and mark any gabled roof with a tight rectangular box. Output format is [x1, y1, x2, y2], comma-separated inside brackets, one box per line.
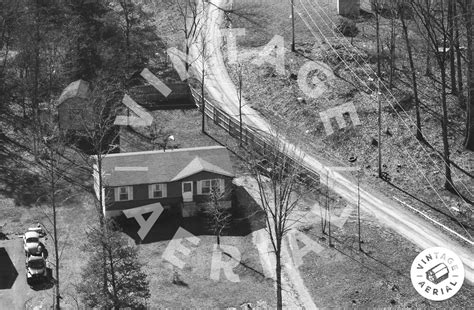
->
[57, 79, 90, 106]
[171, 156, 234, 181]
[100, 146, 234, 187]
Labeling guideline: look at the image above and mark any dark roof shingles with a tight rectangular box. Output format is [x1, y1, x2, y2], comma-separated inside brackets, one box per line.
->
[102, 146, 233, 187]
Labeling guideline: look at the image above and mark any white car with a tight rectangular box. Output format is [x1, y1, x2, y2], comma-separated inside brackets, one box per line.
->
[26, 253, 47, 284]
[23, 231, 42, 255]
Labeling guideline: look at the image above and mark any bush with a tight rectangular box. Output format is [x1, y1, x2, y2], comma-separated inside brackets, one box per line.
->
[335, 17, 359, 38]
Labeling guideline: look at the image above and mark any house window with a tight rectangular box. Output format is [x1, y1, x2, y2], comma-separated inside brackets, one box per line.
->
[149, 183, 167, 199]
[201, 179, 220, 194]
[115, 186, 133, 201]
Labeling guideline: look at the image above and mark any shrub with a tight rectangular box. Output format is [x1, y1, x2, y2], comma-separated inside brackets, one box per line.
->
[335, 17, 359, 38]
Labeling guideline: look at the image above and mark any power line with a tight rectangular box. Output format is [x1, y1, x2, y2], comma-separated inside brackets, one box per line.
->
[296, 0, 472, 238]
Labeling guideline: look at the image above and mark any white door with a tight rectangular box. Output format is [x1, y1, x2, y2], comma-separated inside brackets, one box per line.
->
[182, 181, 193, 202]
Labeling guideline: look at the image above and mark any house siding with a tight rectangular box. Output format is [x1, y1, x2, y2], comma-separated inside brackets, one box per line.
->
[105, 171, 233, 213]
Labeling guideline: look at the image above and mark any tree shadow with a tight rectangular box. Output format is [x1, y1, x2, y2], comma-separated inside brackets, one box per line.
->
[0, 165, 48, 206]
[323, 235, 410, 283]
[116, 186, 266, 244]
[385, 180, 473, 231]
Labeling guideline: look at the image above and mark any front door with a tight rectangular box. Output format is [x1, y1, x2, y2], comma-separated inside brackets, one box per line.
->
[182, 181, 193, 202]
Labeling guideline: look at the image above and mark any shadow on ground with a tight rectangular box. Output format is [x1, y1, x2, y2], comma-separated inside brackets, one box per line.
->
[117, 185, 266, 244]
[0, 247, 18, 289]
[29, 267, 54, 291]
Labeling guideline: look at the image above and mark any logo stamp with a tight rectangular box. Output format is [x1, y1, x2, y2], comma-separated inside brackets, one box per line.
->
[410, 247, 464, 301]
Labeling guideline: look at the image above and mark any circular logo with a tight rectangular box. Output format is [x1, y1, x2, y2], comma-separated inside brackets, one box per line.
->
[410, 247, 465, 301]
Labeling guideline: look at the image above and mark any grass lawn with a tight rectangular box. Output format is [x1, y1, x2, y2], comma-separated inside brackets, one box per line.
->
[138, 234, 275, 308]
[288, 186, 474, 308]
[120, 109, 220, 152]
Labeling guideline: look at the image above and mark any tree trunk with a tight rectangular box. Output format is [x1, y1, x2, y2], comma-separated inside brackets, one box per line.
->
[454, 1, 466, 109]
[185, 43, 190, 71]
[375, 1, 382, 79]
[424, 1, 432, 76]
[97, 157, 109, 302]
[32, 1, 41, 158]
[464, 0, 474, 150]
[108, 244, 119, 309]
[400, 9, 424, 141]
[439, 59, 455, 191]
[238, 66, 243, 146]
[275, 249, 283, 310]
[201, 68, 205, 133]
[50, 157, 60, 310]
[389, 13, 396, 89]
[448, 0, 457, 94]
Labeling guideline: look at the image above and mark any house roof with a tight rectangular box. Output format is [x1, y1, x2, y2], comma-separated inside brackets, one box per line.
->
[57, 79, 90, 106]
[171, 156, 234, 181]
[100, 145, 234, 187]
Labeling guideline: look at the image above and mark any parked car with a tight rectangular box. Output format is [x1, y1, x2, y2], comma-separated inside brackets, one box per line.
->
[26, 253, 47, 284]
[27, 224, 46, 238]
[23, 231, 42, 255]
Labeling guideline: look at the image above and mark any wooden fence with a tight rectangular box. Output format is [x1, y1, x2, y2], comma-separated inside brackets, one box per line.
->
[190, 88, 320, 186]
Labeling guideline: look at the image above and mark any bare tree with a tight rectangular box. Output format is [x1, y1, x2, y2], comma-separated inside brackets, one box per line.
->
[398, 3, 424, 141]
[412, 0, 455, 191]
[453, 0, 465, 109]
[458, 0, 474, 150]
[448, 0, 457, 94]
[36, 124, 67, 310]
[203, 185, 232, 246]
[71, 78, 122, 301]
[248, 136, 302, 310]
[235, 62, 247, 146]
[175, 0, 204, 71]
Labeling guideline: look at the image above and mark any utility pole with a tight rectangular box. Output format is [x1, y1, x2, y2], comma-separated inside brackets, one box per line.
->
[357, 168, 362, 251]
[377, 79, 382, 178]
[350, 156, 362, 251]
[375, 0, 382, 178]
[326, 171, 333, 247]
[291, 0, 296, 52]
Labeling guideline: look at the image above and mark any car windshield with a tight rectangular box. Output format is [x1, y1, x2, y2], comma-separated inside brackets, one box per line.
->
[28, 259, 44, 269]
[26, 237, 39, 244]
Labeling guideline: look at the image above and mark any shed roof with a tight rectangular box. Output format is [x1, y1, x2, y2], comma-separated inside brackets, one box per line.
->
[57, 79, 90, 106]
[100, 145, 234, 187]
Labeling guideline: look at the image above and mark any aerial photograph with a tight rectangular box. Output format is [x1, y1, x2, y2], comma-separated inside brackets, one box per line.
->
[0, 0, 473, 309]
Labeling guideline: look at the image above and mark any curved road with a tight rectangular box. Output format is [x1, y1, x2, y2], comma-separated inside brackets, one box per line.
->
[189, 0, 474, 286]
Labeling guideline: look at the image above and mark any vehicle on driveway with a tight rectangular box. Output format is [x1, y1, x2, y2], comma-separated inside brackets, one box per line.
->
[23, 231, 42, 255]
[27, 224, 46, 238]
[26, 253, 47, 284]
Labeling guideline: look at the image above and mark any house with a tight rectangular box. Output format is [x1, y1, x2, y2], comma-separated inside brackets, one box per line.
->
[56, 79, 92, 131]
[94, 145, 235, 218]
